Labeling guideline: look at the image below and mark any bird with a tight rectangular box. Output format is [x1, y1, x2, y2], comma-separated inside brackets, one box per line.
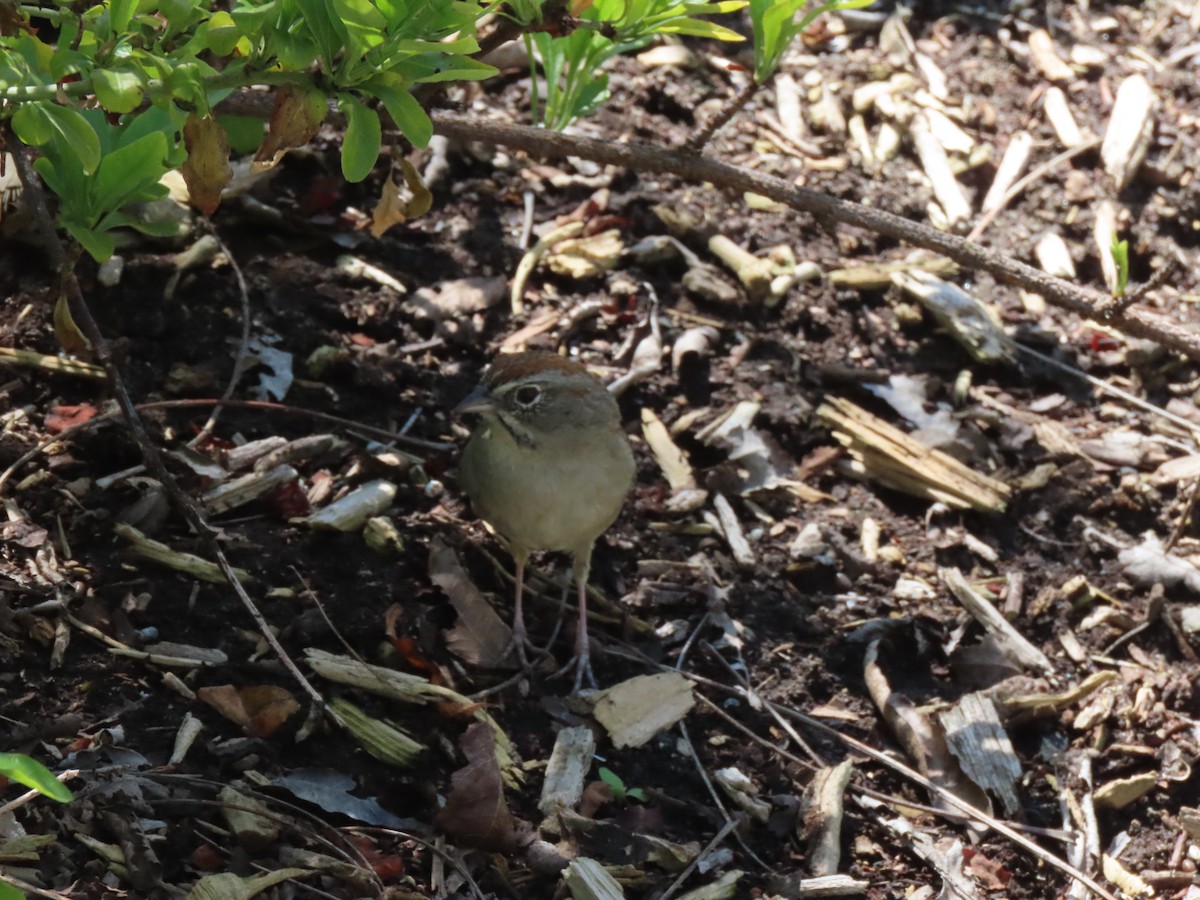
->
[455, 350, 635, 690]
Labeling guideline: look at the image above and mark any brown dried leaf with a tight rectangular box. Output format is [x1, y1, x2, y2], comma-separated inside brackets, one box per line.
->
[370, 159, 432, 238]
[434, 722, 518, 850]
[197, 684, 300, 738]
[239, 685, 301, 737]
[254, 86, 328, 170]
[181, 114, 232, 216]
[429, 537, 514, 669]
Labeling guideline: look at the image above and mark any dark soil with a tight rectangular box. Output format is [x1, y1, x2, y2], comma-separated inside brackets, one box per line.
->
[4, 2, 1200, 898]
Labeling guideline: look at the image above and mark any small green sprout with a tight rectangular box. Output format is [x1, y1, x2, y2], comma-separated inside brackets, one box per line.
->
[598, 766, 647, 803]
[1110, 235, 1130, 298]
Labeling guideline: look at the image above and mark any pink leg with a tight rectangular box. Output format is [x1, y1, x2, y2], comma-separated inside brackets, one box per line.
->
[572, 576, 595, 691]
[507, 558, 531, 669]
[554, 564, 597, 691]
[512, 558, 527, 645]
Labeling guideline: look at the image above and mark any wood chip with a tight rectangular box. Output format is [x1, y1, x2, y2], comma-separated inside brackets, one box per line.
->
[1101, 74, 1156, 190]
[816, 396, 1010, 512]
[941, 567, 1053, 672]
[641, 408, 696, 492]
[940, 692, 1023, 816]
[539, 726, 595, 816]
[981, 131, 1033, 213]
[592, 672, 695, 749]
[1028, 29, 1075, 81]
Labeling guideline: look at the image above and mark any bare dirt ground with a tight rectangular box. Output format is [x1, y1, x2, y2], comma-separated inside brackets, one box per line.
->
[5, 1, 1200, 898]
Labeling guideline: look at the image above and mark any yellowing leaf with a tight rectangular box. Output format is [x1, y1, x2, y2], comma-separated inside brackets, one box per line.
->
[369, 159, 432, 238]
[181, 114, 231, 215]
[253, 86, 327, 171]
[53, 293, 91, 356]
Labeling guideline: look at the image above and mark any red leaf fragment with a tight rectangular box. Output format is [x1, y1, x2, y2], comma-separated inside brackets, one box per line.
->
[45, 403, 98, 434]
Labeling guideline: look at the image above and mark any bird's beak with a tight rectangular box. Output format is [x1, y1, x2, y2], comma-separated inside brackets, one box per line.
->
[453, 385, 494, 416]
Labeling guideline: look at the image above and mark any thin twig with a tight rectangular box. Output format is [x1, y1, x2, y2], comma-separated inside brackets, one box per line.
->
[428, 114, 1200, 362]
[966, 138, 1100, 243]
[686, 76, 760, 152]
[1165, 476, 1200, 553]
[657, 814, 743, 900]
[190, 229, 253, 447]
[7, 127, 332, 723]
[0, 394, 450, 498]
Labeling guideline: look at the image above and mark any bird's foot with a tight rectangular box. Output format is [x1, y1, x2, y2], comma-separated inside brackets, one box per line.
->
[504, 627, 549, 672]
[551, 645, 597, 693]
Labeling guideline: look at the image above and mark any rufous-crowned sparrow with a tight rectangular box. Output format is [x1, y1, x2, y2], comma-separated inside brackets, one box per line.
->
[456, 351, 635, 690]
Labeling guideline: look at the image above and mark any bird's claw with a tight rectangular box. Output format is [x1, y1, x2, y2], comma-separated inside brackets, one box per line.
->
[551, 644, 597, 693]
[504, 629, 549, 673]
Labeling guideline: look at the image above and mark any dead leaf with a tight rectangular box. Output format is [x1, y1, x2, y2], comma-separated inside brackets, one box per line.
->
[254, 85, 328, 170]
[186, 867, 312, 900]
[545, 229, 623, 278]
[429, 537, 514, 669]
[434, 721, 518, 850]
[182, 114, 232, 215]
[963, 847, 1012, 890]
[197, 684, 300, 738]
[370, 159, 432, 237]
[273, 768, 422, 830]
[53, 293, 90, 356]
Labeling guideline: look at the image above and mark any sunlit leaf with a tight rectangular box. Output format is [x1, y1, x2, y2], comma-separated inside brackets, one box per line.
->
[11, 102, 101, 174]
[338, 94, 381, 182]
[205, 10, 241, 56]
[181, 113, 232, 215]
[0, 752, 73, 803]
[365, 77, 431, 148]
[92, 68, 144, 113]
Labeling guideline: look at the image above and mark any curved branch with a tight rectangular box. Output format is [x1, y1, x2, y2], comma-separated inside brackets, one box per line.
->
[431, 113, 1200, 362]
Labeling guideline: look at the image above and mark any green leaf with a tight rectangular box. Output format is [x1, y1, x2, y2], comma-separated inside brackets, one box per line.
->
[205, 11, 241, 56]
[365, 78, 431, 148]
[93, 68, 145, 114]
[295, 0, 348, 71]
[406, 55, 497, 84]
[219, 115, 266, 154]
[11, 102, 101, 175]
[625, 787, 647, 802]
[0, 882, 25, 900]
[597, 766, 625, 798]
[229, 0, 279, 38]
[338, 94, 381, 182]
[90, 131, 169, 215]
[109, 0, 137, 34]
[750, 0, 874, 81]
[64, 220, 116, 262]
[0, 752, 73, 803]
[656, 18, 744, 40]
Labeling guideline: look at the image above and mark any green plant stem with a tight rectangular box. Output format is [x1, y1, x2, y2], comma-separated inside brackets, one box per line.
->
[18, 6, 65, 20]
[0, 68, 304, 102]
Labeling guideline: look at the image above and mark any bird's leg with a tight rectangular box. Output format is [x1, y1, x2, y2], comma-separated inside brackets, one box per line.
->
[506, 557, 532, 669]
[570, 574, 596, 691]
[505, 555, 551, 670]
[554, 552, 597, 691]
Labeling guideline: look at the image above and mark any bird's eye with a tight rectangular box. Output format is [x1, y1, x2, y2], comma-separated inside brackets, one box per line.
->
[514, 385, 541, 407]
